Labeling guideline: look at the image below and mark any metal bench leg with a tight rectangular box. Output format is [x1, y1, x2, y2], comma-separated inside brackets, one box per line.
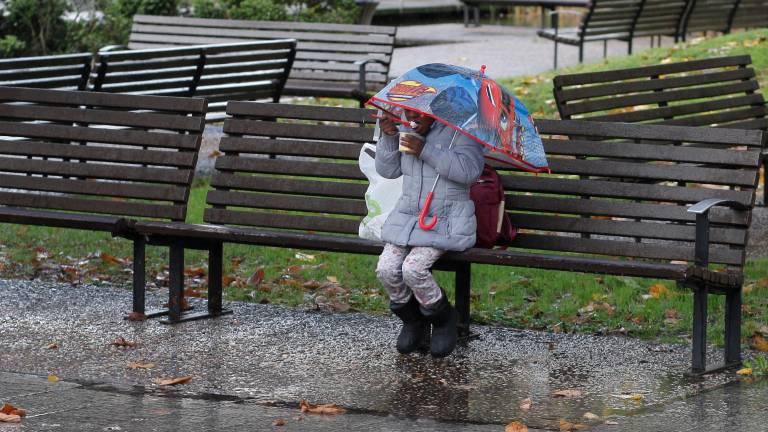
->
[724, 288, 742, 365]
[578, 43, 584, 64]
[207, 241, 232, 319]
[554, 41, 559, 69]
[473, 6, 480, 27]
[166, 242, 185, 323]
[603, 40, 608, 58]
[763, 156, 767, 206]
[691, 285, 708, 374]
[454, 262, 477, 341]
[464, 5, 469, 27]
[132, 236, 146, 315]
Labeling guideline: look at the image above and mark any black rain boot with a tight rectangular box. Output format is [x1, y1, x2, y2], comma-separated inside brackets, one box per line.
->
[420, 292, 458, 358]
[390, 296, 430, 354]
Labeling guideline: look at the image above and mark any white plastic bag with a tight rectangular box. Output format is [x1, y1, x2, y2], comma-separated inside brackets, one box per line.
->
[358, 143, 402, 241]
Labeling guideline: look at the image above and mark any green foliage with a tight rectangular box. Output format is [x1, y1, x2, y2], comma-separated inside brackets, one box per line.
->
[111, 0, 180, 16]
[192, 0, 358, 23]
[745, 355, 768, 378]
[0, 35, 26, 58]
[1, 0, 70, 55]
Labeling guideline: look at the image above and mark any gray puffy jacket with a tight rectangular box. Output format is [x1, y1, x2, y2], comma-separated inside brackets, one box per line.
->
[375, 122, 484, 251]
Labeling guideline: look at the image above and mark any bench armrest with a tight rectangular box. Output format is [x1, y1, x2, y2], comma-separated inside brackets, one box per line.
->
[353, 58, 388, 96]
[688, 199, 749, 266]
[99, 44, 127, 52]
[547, 9, 585, 33]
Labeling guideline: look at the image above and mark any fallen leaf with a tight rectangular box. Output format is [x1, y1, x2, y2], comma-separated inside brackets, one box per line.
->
[736, 367, 753, 376]
[295, 252, 315, 262]
[47, 343, 58, 349]
[605, 420, 619, 425]
[47, 374, 59, 383]
[583, 412, 599, 420]
[154, 375, 193, 386]
[613, 393, 644, 401]
[184, 267, 206, 277]
[299, 400, 346, 415]
[303, 280, 322, 290]
[248, 268, 265, 286]
[750, 334, 768, 352]
[100, 252, 125, 266]
[648, 283, 670, 299]
[326, 275, 338, 284]
[273, 418, 286, 426]
[519, 397, 532, 411]
[552, 389, 583, 398]
[125, 312, 147, 321]
[208, 149, 223, 158]
[111, 337, 137, 348]
[505, 421, 529, 432]
[230, 256, 244, 268]
[1, 403, 26, 417]
[0, 413, 20, 423]
[559, 419, 589, 431]
[127, 361, 155, 370]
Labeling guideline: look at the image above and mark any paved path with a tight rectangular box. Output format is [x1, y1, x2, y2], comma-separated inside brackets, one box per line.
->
[2, 280, 765, 431]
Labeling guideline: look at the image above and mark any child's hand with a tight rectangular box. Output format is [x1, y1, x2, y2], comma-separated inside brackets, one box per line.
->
[399, 134, 424, 156]
[379, 115, 398, 136]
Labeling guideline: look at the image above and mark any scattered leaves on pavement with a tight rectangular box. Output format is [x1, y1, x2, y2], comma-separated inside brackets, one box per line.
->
[125, 312, 147, 321]
[505, 421, 528, 432]
[47, 374, 59, 383]
[154, 376, 193, 386]
[111, 337, 137, 348]
[613, 393, 645, 402]
[552, 389, 583, 398]
[0, 413, 20, 423]
[582, 412, 599, 420]
[519, 398, 532, 411]
[559, 419, 589, 431]
[1, 403, 26, 418]
[100, 252, 128, 266]
[736, 367, 753, 376]
[273, 418, 286, 426]
[299, 400, 346, 415]
[127, 362, 155, 370]
[46, 343, 58, 349]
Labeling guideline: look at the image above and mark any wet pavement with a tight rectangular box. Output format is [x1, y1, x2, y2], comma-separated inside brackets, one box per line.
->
[1, 280, 766, 431]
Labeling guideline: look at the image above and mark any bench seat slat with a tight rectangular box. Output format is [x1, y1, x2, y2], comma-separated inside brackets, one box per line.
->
[219, 137, 363, 159]
[226, 102, 376, 124]
[224, 119, 373, 143]
[0, 156, 192, 184]
[204, 208, 359, 234]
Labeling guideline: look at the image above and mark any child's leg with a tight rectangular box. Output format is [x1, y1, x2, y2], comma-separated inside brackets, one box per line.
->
[401, 247, 445, 307]
[376, 243, 412, 303]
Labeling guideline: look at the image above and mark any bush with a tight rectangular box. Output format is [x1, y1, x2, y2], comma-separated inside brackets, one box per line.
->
[0, 35, 25, 58]
[192, 0, 358, 23]
[2, 0, 70, 55]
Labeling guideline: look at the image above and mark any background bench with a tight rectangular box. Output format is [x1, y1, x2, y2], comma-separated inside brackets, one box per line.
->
[460, 0, 589, 28]
[125, 14, 397, 104]
[0, 53, 92, 90]
[92, 40, 296, 121]
[128, 102, 762, 374]
[551, 55, 768, 202]
[0, 86, 208, 318]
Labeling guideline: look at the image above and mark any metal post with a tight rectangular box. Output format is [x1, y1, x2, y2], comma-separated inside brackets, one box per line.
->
[454, 262, 471, 338]
[725, 288, 742, 365]
[168, 242, 185, 323]
[208, 241, 223, 315]
[603, 40, 608, 58]
[763, 157, 767, 206]
[692, 285, 708, 373]
[132, 236, 146, 314]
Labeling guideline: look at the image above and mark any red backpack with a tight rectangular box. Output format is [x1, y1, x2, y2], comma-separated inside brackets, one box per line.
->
[470, 165, 517, 248]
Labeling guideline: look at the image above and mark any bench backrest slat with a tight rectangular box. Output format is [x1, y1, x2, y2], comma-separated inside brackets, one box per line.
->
[730, 0, 768, 29]
[0, 86, 206, 221]
[204, 102, 761, 270]
[553, 55, 766, 132]
[128, 14, 396, 93]
[0, 53, 92, 91]
[682, 0, 740, 34]
[580, 0, 645, 39]
[92, 40, 295, 120]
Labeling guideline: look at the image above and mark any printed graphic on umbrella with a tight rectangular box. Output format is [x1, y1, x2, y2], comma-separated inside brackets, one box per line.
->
[366, 63, 549, 230]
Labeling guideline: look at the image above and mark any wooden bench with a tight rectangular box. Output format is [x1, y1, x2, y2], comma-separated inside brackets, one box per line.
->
[0, 53, 92, 90]
[125, 102, 763, 374]
[551, 55, 768, 202]
[124, 14, 397, 104]
[0, 86, 208, 319]
[460, 0, 588, 28]
[92, 40, 296, 121]
[729, 0, 768, 31]
[537, 0, 648, 68]
[679, 0, 739, 40]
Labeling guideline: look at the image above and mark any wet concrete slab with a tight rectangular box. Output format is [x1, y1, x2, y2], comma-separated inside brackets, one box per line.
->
[0, 280, 750, 431]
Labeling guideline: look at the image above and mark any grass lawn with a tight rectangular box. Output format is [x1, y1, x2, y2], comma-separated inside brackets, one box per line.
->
[2, 30, 768, 349]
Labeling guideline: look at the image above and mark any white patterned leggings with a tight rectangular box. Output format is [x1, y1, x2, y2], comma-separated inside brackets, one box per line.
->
[376, 243, 445, 306]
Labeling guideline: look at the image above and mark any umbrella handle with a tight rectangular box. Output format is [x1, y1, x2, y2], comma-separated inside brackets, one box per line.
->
[418, 191, 438, 231]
